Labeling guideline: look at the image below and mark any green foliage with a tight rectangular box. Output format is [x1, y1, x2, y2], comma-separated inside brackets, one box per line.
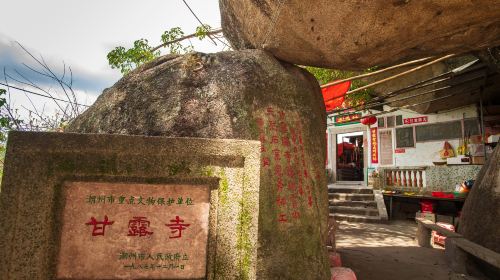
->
[108, 25, 213, 75]
[194, 24, 212, 40]
[0, 89, 20, 143]
[161, 27, 193, 54]
[0, 88, 16, 185]
[305, 66, 376, 108]
[107, 39, 160, 75]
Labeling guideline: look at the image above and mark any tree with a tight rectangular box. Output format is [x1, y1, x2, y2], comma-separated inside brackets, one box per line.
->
[107, 25, 226, 75]
[1, 43, 87, 133]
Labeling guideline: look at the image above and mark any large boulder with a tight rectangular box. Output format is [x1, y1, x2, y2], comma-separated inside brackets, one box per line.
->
[459, 145, 500, 274]
[460, 146, 500, 243]
[219, 0, 500, 70]
[67, 50, 331, 279]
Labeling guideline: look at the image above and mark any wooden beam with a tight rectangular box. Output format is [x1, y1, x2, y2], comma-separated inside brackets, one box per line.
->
[344, 54, 456, 95]
[320, 56, 435, 88]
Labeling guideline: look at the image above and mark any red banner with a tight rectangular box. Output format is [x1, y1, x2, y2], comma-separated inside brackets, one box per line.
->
[395, 148, 406, 154]
[370, 127, 378, 164]
[404, 116, 428, 125]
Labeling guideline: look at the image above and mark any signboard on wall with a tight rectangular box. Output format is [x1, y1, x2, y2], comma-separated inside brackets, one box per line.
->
[334, 112, 362, 126]
[379, 130, 394, 165]
[370, 127, 378, 164]
[57, 182, 210, 279]
[403, 116, 428, 125]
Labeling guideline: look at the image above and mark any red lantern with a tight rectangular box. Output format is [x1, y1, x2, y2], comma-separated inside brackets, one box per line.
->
[361, 116, 377, 126]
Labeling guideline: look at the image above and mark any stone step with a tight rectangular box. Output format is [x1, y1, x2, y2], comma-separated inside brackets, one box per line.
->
[328, 187, 373, 194]
[330, 213, 387, 224]
[329, 200, 377, 208]
[329, 206, 379, 217]
[329, 193, 375, 201]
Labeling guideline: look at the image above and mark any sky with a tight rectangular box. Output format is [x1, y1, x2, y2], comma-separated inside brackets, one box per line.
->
[0, 0, 224, 122]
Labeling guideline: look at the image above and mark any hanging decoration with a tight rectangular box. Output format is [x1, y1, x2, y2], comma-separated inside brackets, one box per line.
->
[361, 116, 377, 126]
[370, 127, 379, 164]
[322, 81, 351, 111]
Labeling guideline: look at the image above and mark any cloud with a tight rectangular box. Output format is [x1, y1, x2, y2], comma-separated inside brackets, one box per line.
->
[0, 35, 119, 95]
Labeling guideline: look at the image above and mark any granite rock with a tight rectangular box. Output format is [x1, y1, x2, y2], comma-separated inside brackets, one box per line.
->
[219, 0, 500, 70]
[459, 145, 500, 252]
[67, 50, 331, 279]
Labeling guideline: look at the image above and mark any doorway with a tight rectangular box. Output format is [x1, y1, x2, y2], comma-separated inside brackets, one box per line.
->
[336, 131, 364, 182]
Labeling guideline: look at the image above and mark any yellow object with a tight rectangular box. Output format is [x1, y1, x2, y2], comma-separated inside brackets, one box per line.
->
[439, 148, 455, 159]
[440, 141, 455, 159]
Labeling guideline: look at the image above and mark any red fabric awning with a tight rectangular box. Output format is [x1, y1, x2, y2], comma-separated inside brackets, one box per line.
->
[322, 81, 351, 111]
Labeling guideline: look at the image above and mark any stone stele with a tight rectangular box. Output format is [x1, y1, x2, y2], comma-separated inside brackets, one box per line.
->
[0, 131, 260, 280]
[66, 50, 331, 279]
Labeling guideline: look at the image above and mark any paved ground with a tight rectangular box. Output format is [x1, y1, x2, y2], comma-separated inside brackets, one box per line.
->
[336, 220, 478, 280]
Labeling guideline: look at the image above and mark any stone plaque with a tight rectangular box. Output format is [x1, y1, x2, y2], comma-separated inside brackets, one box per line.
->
[56, 181, 210, 279]
[0, 132, 261, 279]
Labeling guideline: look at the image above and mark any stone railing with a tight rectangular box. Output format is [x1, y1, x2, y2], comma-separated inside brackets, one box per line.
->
[383, 167, 427, 189]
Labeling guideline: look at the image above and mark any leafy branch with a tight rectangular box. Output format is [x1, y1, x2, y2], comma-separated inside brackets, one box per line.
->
[107, 25, 225, 75]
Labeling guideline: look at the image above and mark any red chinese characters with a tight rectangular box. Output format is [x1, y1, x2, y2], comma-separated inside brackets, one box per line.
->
[403, 116, 428, 124]
[370, 127, 378, 164]
[255, 106, 319, 225]
[278, 213, 288, 223]
[262, 157, 270, 167]
[85, 215, 191, 239]
[128, 216, 153, 237]
[165, 216, 191, 239]
[85, 215, 114, 236]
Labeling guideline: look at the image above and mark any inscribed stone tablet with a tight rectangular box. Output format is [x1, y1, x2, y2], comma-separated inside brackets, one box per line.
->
[56, 182, 210, 279]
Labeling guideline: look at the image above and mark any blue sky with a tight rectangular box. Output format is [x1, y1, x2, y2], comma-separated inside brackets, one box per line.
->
[0, 0, 224, 118]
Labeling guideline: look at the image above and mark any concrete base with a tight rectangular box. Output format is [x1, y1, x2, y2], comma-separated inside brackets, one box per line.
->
[445, 237, 468, 275]
[373, 190, 388, 221]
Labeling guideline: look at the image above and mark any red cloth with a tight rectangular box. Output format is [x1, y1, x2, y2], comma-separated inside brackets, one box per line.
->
[337, 142, 355, 157]
[420, 200, 435, 213]
[432, 223, 455, 246]
[322, 81, 351, 111]
[329, 252, 342, 267]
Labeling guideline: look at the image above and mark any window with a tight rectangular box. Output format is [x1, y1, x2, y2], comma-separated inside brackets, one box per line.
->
[378, 117, 385, 128]
[386, 116, 395, 128]
[396, 127, 415, 148]
[396, 115, 403, 126]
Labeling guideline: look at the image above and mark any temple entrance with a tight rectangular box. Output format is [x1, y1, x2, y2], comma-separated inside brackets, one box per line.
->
[336, 131, 364, 182]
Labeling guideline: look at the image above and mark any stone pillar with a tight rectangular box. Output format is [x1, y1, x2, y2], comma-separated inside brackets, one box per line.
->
[416, 222, 432, 248]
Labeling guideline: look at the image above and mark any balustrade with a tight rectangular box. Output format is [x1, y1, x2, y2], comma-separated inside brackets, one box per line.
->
[385, 167, 425, 189]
